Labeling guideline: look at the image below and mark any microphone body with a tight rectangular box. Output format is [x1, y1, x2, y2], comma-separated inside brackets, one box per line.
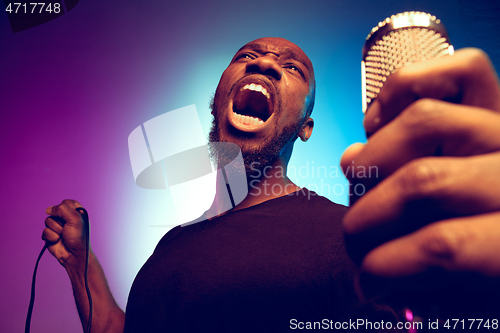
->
[362, 11, 454, 113]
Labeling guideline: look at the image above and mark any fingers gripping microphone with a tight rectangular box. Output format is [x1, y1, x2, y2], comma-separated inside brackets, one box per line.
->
[359, 12, 456, 322]
[362, 11, 455, 113]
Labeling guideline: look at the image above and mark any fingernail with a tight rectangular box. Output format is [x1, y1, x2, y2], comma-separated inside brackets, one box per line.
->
[363, 100, 382, 135]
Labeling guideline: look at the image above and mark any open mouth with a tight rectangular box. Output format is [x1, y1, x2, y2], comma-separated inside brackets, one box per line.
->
[230, 81, 274, 131]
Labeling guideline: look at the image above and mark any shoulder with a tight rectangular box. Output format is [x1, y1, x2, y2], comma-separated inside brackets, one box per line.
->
[288, 187, 349, 216]
[154, 224, 187, 250]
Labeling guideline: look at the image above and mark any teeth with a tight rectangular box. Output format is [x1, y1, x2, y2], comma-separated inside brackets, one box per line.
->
[242, 83, 270, 99]
[233, 112, 265, 126]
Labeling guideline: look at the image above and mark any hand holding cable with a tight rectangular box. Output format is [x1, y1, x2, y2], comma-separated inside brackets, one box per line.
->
[40, 200, 92, 333]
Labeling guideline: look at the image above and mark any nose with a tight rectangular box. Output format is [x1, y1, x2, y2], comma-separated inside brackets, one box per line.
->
[246, 54, 282, 81]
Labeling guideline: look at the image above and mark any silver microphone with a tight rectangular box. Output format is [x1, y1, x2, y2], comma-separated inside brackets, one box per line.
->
[362, 11, 455, 113]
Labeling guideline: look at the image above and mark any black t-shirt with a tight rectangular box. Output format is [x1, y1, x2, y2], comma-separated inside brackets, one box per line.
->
[124, 189, 396, 332]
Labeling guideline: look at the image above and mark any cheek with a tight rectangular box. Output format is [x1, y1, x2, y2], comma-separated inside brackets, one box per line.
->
[285, 90, 309, 116]
[216, 68, 234, 92]
[276, 108, 302, 129]
[291, 81, 311, 107]
[214, 80, 228, 98]
[282, 74, 291, 88]
[213, 78, 233, 110]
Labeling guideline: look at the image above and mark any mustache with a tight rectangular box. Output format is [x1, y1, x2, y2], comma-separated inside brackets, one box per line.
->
[229, 73, 279, 97]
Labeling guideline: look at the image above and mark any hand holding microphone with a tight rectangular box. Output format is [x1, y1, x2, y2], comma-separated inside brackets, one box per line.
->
[341, 12, 500, 315]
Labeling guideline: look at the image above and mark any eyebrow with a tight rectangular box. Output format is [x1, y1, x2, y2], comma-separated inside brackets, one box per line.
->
[236, 43, 310, 72]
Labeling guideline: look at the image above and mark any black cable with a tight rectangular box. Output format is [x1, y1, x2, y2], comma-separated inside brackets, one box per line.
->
[76, 207, 93, 333]
[25, 243, 48, 333]
[25, 207, 93, 333]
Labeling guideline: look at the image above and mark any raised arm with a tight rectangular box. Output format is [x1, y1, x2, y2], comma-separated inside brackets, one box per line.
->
[42, 199, 125, 333]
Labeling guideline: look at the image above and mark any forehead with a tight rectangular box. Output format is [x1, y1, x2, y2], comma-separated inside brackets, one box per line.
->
[235, 38, 313, 74]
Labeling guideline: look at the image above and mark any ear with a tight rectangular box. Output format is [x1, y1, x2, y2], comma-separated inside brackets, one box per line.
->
[298, 117, 314, 142]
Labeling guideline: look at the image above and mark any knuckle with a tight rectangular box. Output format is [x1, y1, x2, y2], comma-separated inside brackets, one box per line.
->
[462, 48, 492, 73]
[62, 199, 75, 206]
[397, 158, 449, 200]
[42, 228, 58, 241]
[388, 65, 410, 85]
[400, 98, 441, 130]
[386, 62, 427, 92]
[46, 216, 64, 229]
[60, 199, 81, 216]
[380, 67, 409, 96]
[420, 223, 466, 268]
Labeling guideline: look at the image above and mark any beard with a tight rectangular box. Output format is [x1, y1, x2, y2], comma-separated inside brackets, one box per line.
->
[208, 95, 304, 181]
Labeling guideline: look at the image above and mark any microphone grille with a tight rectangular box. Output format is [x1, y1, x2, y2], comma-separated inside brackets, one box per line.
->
[362, 12, 454, 113]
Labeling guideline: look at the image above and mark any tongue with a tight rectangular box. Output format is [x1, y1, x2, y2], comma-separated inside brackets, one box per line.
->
[233, 89, 269, 121]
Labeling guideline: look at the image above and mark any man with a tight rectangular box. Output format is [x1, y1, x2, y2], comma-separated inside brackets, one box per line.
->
[42, 37, 500, 332]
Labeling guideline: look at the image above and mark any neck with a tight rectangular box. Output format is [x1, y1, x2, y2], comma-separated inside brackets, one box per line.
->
[206, 156, 300, 219]
[241, 158, 300, 210]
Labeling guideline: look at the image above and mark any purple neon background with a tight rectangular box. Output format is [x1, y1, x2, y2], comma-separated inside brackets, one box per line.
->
[0, 0, 498, 331]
